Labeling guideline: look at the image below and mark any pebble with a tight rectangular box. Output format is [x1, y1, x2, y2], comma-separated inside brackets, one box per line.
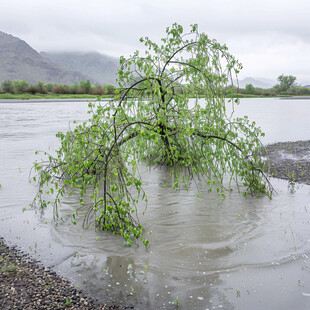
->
[266, 140, 310, 184]
[0, 237, 134, 309]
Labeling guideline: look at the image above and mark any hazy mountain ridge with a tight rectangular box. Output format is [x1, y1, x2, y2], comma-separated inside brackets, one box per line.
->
[2, 31, 305, 89]
[237, 77, 275, 89]
[0, 31, 92, 85]
[40, 51, 119, 85]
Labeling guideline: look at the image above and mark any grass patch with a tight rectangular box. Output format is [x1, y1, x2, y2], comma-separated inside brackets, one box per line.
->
[227, 93, 276, 98]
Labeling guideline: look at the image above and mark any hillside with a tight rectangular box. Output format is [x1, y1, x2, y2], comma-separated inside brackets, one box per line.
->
[0, 31, 90, 85]
[40, 52, 119, 85]
[238, 77, 274, 89]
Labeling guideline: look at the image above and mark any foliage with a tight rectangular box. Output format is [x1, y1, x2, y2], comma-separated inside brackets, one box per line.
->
[245, 83, 256, 94]
[0, 93, 106, 100]
[69, 81, 79, 94]
[79, 80, 92, 94]
[32, 24, 273, 246]
[36, 80, 48, 94]
[103, 83, 116, 95]
[52, 84, 70, 94]
[90, 85, 104, 95]
[276, 74, 296, 93]
[44, 82, 54, 93]
[64, 297, 72, 307]
[27, 85, 38, 95]
[0, 79, 116, 96]
[12, 80, 29, 93]
[1, 80, 13, 93]
[287, 85, 310, 96]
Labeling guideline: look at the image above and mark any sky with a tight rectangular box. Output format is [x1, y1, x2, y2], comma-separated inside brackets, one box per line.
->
[1, 0, 309, 85]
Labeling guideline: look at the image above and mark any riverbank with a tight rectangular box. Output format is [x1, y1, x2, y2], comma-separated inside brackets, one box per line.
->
[2, 93, 310, 101]
[266, 140, 310, 185]
[0, 237, 133, 309]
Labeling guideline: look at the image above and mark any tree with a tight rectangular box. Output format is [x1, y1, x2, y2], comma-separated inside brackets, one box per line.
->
[70, 82, 79, 94]
[36, 80, 47, 94]
[245, 83, 256, 95]
[44, 82, 54, 93]
[277, 74, 296, 92]
[32, 24, 272, 246]
[1, 80, 13, 93]
[12, 80, 29, 93]
[79, 80, 92, 94]
[52, 84, 70, 94]
[103, 83, 116, 95]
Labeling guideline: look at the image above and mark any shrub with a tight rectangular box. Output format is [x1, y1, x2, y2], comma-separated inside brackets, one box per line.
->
[103, 83, 116, 95]
[1, 80, 14, 93]
[44, 83, 54, 93]
[52, 84, 70, 94]
[245, 83, 256, 94]
[36, 81, 48, 94]
[79, 80, 92, 94]
[90, 85, 104, 95]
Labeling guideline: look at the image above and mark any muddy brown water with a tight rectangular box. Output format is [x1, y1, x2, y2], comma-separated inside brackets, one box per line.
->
[0, 98, 310, 309]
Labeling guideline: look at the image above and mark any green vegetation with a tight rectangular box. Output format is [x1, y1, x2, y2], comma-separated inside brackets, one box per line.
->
[241, 75, 310, 97]
[174, 296, 180, 306]
[1, 74, 309, 99]
[1, 262, 18, 272]
[245, 83, 256, 95]
[0, 93, 110, 100]
[63, 297, 72, 307]
[0, 256, 19, 273]
[276, 74, 296, 93]
[0, 79, 117, 97]
[32, 23, 273, 246]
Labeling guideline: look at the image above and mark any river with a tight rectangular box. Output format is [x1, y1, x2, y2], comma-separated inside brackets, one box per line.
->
[0, 98, 310, 309]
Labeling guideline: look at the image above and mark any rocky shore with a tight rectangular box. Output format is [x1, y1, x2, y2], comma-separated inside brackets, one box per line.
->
[0, 237, 132, 310]
[266, 140, 310, 185]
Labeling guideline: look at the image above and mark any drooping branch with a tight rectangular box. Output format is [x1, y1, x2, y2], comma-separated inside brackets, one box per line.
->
[193, 130, 243, 153]
[32, 23, 272, 248]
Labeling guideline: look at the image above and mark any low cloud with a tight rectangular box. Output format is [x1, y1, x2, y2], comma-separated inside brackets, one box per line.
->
[1, 0, 309, 83]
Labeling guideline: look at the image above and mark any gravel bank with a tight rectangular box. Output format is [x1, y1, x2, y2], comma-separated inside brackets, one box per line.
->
[266, 140, 310, 185]
[0, 237, 133, 310]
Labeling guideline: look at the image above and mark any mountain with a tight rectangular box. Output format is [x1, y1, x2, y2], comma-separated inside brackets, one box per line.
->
[238, 77, 274, 89]
[40, 52, 119, 85]
[0, 31, 90, 85]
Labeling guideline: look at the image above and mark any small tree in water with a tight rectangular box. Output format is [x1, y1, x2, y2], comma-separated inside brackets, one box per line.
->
[32, 24, 273, 246]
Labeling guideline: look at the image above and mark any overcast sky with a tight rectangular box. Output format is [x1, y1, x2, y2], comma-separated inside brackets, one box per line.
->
[1, 0, 309, 84]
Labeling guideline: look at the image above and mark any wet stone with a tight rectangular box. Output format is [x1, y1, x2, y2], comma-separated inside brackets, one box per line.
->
[0, 237, 133, 309]
[266, 140, 310, 185]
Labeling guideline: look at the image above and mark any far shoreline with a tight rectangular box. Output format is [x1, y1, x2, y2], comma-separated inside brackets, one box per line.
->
[0, 98, 105, 103]
[1, 94, 310, 102]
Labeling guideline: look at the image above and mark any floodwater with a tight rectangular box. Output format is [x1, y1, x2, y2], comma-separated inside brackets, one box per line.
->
[0, 98, 310, 309]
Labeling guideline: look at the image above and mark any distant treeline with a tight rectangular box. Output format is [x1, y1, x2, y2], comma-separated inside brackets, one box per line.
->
[1, 75, 310, 97]
[230, 84, 310, 97]
[234, 74, 310, 96]
[0, 79, 116, 95]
